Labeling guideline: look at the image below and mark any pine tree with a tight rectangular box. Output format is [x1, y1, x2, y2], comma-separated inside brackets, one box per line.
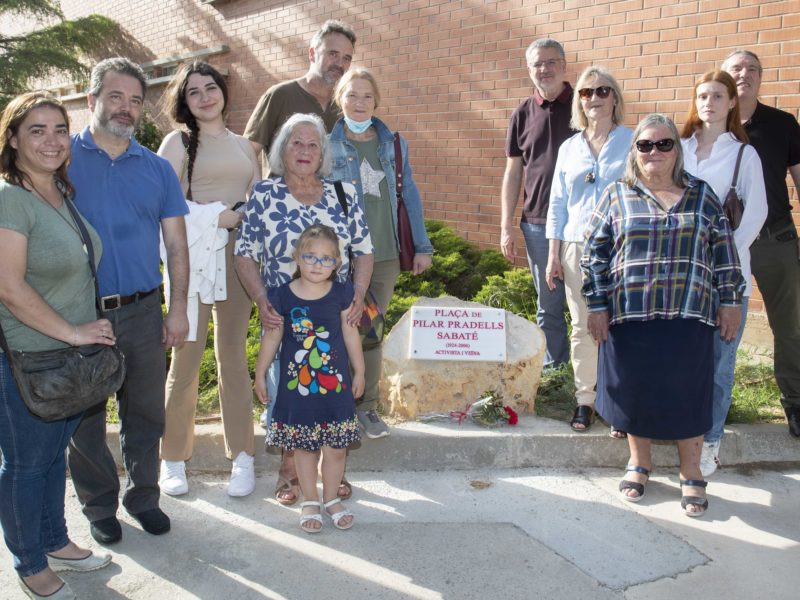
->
[0, 0, 117, 109]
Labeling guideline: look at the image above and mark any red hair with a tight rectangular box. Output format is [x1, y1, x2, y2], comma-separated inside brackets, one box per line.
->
[680, 70, 748, 142]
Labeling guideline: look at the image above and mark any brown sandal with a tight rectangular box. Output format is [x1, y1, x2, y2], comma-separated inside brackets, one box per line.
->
[337, 477, 353, 500]
[274, 476, 300, 506]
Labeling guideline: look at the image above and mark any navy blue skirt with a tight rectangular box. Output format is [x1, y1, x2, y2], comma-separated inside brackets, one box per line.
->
[596, 318, 714, 440]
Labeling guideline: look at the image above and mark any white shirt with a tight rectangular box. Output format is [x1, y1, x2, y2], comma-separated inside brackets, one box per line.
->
[681, 132, 768, 297]
[161, 200, 229, 341]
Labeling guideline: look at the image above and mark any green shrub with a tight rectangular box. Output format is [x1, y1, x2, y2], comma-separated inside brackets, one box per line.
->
[386, 220, 511, 330]
[473, 268, 537, 321]
[135, 112, 164, 153]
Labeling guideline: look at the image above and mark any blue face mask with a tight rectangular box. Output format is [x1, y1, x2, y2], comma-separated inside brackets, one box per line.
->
[344, 116, 372, 134]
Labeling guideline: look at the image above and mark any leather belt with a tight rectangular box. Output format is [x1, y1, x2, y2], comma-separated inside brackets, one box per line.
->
[100, 288, 158, 311]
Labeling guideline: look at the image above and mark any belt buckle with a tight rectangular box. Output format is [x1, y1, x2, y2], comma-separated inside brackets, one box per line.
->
[101, 294, 121, 311]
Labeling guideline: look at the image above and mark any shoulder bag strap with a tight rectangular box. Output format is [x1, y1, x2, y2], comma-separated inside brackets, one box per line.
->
[64, 198, 104, 317]
[333, 180, 348, 217]
[729, 143, 747, 195]
[393, 132, 404, 203]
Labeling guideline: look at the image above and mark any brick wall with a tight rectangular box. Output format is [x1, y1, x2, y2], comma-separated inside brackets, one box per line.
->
[46, 1, 800, 310]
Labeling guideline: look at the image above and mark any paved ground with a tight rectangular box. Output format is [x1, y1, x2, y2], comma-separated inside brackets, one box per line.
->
[2, 464, 798, 599]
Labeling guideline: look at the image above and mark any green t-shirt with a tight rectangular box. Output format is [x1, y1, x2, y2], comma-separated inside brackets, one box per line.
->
[351, 137, 398, 262]
[0, 181, 101, 352]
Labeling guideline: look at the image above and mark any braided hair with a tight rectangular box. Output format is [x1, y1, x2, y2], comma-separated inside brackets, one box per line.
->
[161, 61, 229, 200]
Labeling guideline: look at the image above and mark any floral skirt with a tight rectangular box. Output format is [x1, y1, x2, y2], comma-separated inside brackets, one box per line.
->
[267, 415, 361, 451]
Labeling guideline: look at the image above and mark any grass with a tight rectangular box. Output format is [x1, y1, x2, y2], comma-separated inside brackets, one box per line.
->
[534, 350, 785, 425]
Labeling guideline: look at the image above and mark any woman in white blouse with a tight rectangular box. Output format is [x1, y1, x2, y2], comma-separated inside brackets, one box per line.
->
[545, 66, 633, 434]
[680, 69, 767, 476]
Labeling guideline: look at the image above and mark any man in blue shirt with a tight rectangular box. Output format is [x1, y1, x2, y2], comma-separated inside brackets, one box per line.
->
[67, 57, 190, 545]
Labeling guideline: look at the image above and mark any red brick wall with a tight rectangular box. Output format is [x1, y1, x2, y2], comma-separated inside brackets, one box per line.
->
[48, 1, 800, 309]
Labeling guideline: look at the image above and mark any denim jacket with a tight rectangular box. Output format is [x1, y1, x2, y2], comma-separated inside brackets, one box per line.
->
[328, 117, 433, 255]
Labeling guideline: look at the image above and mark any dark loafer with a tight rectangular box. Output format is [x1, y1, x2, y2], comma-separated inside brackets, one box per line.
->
[129, 508, 171, 535]
[785, 406, 800, 438]
[570, 405, 595, 432]
[90, 516, 122, 545]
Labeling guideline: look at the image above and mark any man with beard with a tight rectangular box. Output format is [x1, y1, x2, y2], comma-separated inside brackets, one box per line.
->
[244, 19, 356, 163]
[238, 20, 357, 507]
[67, 57, 190, 545]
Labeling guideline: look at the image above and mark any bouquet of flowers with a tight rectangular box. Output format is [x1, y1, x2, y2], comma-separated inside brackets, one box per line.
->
[467, 391, 518, 428]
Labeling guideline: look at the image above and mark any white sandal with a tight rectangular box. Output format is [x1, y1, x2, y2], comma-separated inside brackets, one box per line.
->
[299, 501, 323, 534]
[324, 498, 354, 530]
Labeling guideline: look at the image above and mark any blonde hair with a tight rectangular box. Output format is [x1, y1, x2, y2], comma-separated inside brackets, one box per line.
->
[333, 67, 381, 110]
[292, 224, 341, 281]
[570, 66, 625, 131]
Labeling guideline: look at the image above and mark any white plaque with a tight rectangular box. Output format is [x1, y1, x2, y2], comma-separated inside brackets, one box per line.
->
[408, 306, 507, 362]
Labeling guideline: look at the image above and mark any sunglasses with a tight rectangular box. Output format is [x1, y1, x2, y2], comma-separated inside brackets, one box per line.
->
[635, 138, 675, 153]
[578, 86, 613, 100]
[300, 253, 337, 268]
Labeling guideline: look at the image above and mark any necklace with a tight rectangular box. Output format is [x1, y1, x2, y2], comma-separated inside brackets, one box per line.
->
[28, 182, 88, 254]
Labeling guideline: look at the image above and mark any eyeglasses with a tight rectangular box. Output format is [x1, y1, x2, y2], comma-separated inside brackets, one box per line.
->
[578, 86, 613, 100]
[530, 59, 563, 70]
[635, 138, 675, 153]
[300, 253, 337, 268]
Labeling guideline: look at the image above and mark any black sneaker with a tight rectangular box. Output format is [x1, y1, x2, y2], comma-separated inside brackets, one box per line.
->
[129, 508, 171, 535]
[90, 516, 122, 545]
[357, 409, 390, 439]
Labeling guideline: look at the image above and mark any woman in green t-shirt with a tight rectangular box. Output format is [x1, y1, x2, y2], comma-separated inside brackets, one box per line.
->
[328, 68, 434, 442]
[0, 93, 115, 598]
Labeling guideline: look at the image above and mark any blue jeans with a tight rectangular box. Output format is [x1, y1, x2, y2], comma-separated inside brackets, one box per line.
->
[706, 299, 749, 443]
[0, 354, 81, 576]
[520, 222, 569, 367]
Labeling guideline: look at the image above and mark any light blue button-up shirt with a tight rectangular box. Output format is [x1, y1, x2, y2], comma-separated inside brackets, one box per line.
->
[546, 125, 633, 242]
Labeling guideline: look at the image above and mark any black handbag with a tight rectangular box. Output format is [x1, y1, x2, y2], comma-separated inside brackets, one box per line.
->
[0, 197, 125, 422]
[723, 144, 747, 230]
[393, 133, 416, 271]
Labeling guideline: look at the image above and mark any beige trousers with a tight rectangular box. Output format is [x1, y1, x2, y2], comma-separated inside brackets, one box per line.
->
[162, 236, 255, 461]
[561, 241, 598, 407]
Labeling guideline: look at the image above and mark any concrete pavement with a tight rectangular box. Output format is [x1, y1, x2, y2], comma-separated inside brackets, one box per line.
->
[1, 415, 798, 599]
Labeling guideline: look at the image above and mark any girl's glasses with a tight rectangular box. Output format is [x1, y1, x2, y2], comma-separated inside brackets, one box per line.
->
[578, 86, 612, 99]
[300, 253, 337, 268]
[635, 138, 675, 153]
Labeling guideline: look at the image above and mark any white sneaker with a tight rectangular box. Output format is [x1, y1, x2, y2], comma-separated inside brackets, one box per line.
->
[228, 452, 255, 497]
[700, 441, 721, 477]
[159, 460, 188, 496]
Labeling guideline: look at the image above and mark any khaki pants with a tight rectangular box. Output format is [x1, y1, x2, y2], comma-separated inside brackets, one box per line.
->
[162, 239, 255, 461]
[561, 241, 598, 407]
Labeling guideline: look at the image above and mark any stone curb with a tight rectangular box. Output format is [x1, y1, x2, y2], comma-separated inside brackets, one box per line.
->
[107, 417, 799, 473]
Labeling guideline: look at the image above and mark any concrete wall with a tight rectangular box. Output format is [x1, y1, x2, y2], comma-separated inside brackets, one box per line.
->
[33, 0, 800, 311]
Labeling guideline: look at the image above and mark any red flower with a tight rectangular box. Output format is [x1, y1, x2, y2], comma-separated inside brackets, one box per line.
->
[503, 406, 519, 425]
[321, 422, 327, 429]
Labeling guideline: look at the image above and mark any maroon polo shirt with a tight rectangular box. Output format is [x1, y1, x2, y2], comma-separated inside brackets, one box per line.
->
[505, 83, 574, 224]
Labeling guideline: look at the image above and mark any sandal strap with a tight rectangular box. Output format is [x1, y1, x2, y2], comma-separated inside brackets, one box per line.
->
[300, 500, 321, 508]
[681, 495, 709, 509]
[300, 513, 323, 524]
[323, 498, 343, 509]
[625, 465, 651, 476]
[680, 479, 708, 488]
[619, 480, 645, 495]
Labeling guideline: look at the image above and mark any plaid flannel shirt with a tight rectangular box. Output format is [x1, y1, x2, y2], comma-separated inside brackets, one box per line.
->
[581, 175, 744, 327]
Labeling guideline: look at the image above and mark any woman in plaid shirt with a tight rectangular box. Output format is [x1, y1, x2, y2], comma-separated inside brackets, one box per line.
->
[581, 113, 745, 518]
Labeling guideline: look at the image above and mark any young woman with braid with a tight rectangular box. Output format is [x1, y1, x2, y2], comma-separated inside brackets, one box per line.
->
[156, 61, 260, 497]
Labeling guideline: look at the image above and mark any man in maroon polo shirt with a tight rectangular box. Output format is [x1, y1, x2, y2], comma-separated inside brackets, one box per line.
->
[500, 38, 573, 370]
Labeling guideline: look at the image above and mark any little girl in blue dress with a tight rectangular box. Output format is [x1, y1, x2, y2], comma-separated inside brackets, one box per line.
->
[255, 224, 363, 532]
